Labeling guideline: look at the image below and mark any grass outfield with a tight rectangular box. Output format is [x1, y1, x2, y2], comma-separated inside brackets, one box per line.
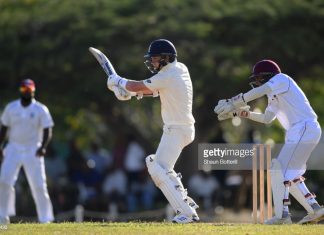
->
[2, 222, 324, 235]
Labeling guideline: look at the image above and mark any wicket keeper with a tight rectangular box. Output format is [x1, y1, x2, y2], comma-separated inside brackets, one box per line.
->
[215, 59, 324, 224]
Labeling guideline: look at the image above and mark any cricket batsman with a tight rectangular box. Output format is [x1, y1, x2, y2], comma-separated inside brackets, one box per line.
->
[0, 79, 54, 224]
[106, 39, 199, 223]
[214, 59, 324, 224]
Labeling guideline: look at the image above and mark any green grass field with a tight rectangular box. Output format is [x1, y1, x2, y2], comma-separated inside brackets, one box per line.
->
[2, 222, 324, 235]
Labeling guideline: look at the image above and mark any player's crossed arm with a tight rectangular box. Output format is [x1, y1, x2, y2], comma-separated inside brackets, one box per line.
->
[218, 107, 276, 124]
[215, 83, 274, 123]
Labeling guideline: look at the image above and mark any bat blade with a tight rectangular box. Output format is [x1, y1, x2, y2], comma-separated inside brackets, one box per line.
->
[89, 47, 116, 76]
[89, 47, 155, 99]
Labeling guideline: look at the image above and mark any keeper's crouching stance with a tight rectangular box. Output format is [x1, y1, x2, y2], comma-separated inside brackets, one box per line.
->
[106, 39, 199, 223]
[215, 60, 323, 224]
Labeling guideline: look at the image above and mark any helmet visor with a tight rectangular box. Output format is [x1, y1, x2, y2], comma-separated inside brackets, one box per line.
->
[249, 73, 275, 88]
[144, 56, 158, 73]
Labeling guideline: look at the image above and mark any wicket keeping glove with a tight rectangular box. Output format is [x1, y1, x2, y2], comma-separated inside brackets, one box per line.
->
[214, 93, 247, 116]
[218, 105, 250, 121]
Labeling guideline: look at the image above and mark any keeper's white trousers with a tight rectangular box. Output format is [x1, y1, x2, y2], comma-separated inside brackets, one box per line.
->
[0, 143, 54, 223]
[155, 124, 195, 171]
[277, 120, 321, 181]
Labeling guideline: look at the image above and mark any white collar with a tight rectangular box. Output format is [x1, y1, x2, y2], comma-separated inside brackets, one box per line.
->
[160, 60, 177, 72]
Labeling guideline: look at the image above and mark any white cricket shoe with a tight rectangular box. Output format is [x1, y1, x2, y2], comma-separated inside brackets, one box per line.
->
[264, 215, 292, 225]
[0, 216, 9, 225]
[172, 214, 200, 224]
[298, 207, 324, 224]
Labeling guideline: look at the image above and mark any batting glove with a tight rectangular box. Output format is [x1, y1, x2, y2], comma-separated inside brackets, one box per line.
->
[107, 74, 122, 91]
[112, 86, 132, 101]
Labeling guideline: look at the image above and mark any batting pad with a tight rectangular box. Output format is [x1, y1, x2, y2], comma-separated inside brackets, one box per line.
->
[290, 182, 314, 214]
[146, 155, 197, 217]
[270, 159, 285, 219]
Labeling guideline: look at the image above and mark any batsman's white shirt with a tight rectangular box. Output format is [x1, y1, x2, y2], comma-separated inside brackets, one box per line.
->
[144, 61, 195, 126]
[1, 99, 54, 147]
[265, 74, 321, 180]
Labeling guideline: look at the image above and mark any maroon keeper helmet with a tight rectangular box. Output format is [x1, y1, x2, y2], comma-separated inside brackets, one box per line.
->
[249, 59, 281, 88]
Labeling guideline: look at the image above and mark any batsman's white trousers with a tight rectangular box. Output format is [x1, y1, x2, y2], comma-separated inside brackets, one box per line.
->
[277, 120, 321, 181]
[155, 124, 195, 171]
[0, 143, 54, 222]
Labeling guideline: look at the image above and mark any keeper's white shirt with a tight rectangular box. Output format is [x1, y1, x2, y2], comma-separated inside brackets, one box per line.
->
[144, 61, 195, 126]
[265, 73, 317, 130]
[1, 99, 54, 147]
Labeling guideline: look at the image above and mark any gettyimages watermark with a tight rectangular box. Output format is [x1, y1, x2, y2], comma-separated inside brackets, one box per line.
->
[199, 144, 257, 170]
[198, 143, 324, 170]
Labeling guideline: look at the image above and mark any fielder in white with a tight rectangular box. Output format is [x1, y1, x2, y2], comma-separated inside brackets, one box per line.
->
[215, 59, 324, 224]
[106, 39, 199, 223]
[0, 79, 54, 224]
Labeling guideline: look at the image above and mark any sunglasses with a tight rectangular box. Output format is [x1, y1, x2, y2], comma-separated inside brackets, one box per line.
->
[19, 86, 35, 93]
